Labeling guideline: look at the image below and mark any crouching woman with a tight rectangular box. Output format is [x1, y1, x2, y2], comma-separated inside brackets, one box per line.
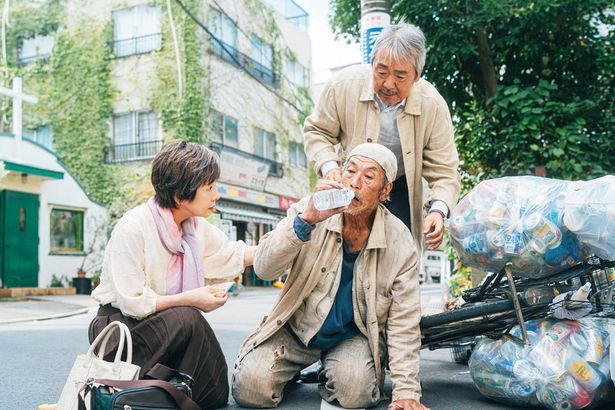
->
[90, 140, 254, 409]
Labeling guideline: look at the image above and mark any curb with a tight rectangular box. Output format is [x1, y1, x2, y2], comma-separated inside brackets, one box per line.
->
[0, 307, 92, 325]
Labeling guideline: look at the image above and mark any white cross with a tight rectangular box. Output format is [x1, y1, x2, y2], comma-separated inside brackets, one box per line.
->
[0, 76, 38, 159]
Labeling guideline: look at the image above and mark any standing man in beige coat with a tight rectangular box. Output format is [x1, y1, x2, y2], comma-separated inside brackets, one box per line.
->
[232, 144, 429, 410]
[305, 23, 460, 254]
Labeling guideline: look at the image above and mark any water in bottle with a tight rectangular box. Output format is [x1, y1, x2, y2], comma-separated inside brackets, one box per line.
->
[312, 188, 355, 211]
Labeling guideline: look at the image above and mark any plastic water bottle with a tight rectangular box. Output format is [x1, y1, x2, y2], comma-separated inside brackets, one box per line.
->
[312, 188, 355, 211]
[571, 283, 591, 302]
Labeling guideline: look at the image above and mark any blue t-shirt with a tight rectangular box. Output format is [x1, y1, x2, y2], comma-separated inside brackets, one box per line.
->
[309, 242, 360, 351]
[293, 215, 360, 351]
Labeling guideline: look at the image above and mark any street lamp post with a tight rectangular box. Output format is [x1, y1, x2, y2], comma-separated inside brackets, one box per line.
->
[360, 0, 390, 64]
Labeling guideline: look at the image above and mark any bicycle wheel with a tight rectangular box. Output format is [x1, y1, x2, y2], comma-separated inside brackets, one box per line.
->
[420, 299, 514, 329]
[450, 338, 476, 364]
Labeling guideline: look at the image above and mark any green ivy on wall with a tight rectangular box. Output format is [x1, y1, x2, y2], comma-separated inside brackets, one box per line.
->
[151, 0, 207, 143]
[47, 21, 118, 205]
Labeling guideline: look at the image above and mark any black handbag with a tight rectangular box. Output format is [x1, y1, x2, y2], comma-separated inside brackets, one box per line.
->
[78, 364, 201, 410]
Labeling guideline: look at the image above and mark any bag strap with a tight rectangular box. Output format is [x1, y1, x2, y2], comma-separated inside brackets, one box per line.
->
[94, 378, 201, 410]
[145, 363, 179, 382]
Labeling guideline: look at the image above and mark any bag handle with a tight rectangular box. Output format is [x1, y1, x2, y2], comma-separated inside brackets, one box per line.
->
[86, 321, 133, 370]
[98, 322, 132, 363]
[96, 321, 124, 358]
[87, 378, 201, 410]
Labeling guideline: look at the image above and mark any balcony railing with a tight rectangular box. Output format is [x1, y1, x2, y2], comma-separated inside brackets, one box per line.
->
[18, 54, 51, 66]
[209, 141, 283, 178]
[104, 139, 163, 163]
[209, 40, 280, 88]
[114, 33, 162, 58]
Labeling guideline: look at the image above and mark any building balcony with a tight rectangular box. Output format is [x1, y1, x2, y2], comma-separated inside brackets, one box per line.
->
[209, 40, 280, 88]
[104, 139, 163, 163]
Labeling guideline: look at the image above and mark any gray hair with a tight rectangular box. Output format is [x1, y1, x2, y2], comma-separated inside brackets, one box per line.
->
[371, 23, 426, 77]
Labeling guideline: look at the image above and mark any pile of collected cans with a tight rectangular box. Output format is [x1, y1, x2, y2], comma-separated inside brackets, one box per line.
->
[450, 176, 615, 278]
[469, 318, 613, 410]
[564, 176, 615, 261]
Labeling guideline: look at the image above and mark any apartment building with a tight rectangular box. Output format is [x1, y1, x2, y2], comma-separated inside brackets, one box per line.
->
[7, 0, 312, 285]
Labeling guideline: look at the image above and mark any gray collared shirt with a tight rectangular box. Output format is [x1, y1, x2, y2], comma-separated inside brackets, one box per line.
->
[375, 94, 406, 180]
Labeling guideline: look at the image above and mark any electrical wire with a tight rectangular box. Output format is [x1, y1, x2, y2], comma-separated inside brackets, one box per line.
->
[172, 0, 307, 117]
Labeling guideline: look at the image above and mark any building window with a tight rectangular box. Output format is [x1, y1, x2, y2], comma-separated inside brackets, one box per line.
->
[25, 125, 54, 151]
[113, 5, 162, 57]
[50, 208, 84, 253]
[208, 9, 238, 62]
[209, 111, 239, 148]
[285, 58, 306, 88]
[34, 125, 54, 151]
[289, 142, 307, 167]
[251, 36, 276, 86]
[261, 0, 309, 32]
[19, 34, 54, 65]
[253, 128, 277, 161]
[108, 111, 162, 162]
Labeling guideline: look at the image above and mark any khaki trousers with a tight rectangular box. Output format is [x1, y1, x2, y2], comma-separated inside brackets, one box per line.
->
[232, 325, 381, 408]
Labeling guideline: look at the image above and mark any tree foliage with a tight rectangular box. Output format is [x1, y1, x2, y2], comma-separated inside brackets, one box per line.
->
[330, 0, 614, 182]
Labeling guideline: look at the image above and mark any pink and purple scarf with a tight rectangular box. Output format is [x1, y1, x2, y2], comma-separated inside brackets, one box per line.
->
[147, 197, 204, 294]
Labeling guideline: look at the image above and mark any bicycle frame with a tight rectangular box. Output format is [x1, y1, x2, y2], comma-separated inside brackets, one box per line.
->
[420, 257, 615, 351]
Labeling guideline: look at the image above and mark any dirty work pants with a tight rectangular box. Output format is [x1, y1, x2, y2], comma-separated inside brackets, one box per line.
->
[89, 305, 229, 409]
[232, 325, 380, 408]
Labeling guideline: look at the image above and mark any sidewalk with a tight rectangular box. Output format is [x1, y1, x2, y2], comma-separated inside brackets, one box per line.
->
[0, 284, 446, 326]
[0, 294, 99, 325]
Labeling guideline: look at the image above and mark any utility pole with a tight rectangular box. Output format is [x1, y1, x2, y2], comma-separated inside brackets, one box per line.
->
[360, 0, 390, 64]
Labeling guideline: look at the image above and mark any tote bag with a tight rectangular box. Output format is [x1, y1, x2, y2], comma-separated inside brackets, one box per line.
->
[57, 321, 140, 410]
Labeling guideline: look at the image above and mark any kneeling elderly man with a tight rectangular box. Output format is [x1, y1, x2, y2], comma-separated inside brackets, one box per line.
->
[232, 143, 428, 410]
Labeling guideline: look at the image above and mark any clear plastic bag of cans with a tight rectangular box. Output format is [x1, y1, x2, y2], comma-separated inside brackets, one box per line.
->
[564, 176, 615, 261]
[469, 317, 614, 410]
[450, 176, 583, 278]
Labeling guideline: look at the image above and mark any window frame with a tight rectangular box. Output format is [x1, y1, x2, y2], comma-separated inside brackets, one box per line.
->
[208, 8, 238, 62]
[285, 58, 306, 88]
[250, 35, 276, 85]
[209, 110, 239, 148]
[49, 207, 85, 255]
[112, 4, 162, 58]
[109, 110, 162, 162]
[288, 141, 307, 168]
[18, 33, 54, 65]
[253, 127, 277, 161]
[112, 110, 160, 146]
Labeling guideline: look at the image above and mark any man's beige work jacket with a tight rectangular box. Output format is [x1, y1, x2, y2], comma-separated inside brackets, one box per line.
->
[304, 64, 461, 254]
[236, 201, 423, 402]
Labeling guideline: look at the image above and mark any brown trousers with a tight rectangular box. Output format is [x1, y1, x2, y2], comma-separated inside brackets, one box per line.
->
[89, 305, 229, 409]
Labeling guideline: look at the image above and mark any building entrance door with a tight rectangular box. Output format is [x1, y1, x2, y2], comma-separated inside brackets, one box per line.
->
[0, 190, 39, 287]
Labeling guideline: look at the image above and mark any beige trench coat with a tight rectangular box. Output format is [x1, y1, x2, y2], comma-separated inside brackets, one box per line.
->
[304, 64, 461, 254]
[236, 201, 423, 402]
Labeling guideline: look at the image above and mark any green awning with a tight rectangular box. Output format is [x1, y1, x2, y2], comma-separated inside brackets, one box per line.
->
[3, 160, 64, 180]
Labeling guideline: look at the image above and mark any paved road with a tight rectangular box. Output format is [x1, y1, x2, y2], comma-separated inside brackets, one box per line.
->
[0, 287, 612, 409]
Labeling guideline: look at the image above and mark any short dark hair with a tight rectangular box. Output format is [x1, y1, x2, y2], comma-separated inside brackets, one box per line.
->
[151, 140, 220, 209]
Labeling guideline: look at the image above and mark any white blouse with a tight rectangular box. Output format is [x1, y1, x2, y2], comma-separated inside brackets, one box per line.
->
[92, 204, 246, 319]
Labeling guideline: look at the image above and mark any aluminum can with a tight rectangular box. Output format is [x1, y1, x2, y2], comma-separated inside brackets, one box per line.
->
[504, 232, 526, 255]
[463, 233, 488, 254]
[566, 351, 604, 392]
